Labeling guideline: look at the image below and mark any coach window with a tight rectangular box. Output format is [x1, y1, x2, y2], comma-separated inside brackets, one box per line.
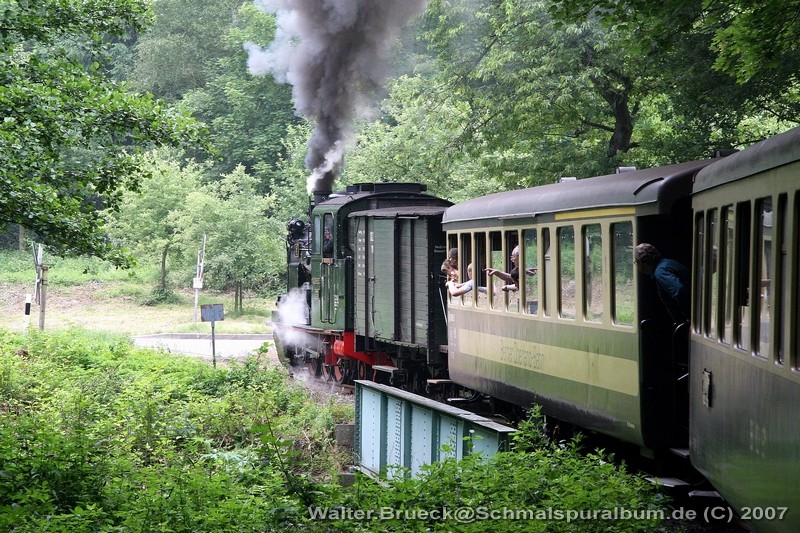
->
[734, 201, 752, 352]
[793, 192, 800, 369]
[775, 194, 788, 365]
[755, 197, 773, 358]
[611, 222, 633, 326]
[475, 232, 488, 308]
[706, 208, 720, 339]
[505, 231, 520, 312]
[693, 212, 705, 333]
[722, 206, 735, 343]
[542, 228, 551, 317]
[522, 229, 539, 315]
[584, 224, 603, 322]
[458, 233, 473, 306]
[489, 231, 504, 310]
[446, 233, 459, 279]
[558, 226, 576, 319]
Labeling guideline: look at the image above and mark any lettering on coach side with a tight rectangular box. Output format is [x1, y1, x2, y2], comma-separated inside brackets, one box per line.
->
[498, 338, 545, 371]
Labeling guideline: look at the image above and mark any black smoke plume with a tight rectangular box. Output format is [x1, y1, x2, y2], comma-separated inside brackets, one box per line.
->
[246, 0, 428, 195]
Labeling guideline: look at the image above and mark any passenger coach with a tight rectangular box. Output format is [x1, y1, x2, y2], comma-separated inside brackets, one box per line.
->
[441, 160, 714, 452]
[689, 127, 800, 533]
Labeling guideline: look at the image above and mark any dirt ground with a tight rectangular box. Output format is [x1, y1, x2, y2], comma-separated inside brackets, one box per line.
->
[0, 281, 269, 335]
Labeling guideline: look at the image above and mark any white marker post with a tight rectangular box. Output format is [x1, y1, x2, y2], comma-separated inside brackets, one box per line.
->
[31, 243, 46, 330]
[24, 294, 32, 328]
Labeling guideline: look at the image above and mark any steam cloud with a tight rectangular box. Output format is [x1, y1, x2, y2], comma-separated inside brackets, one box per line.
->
[270, 288, 315, 348]
[246, 0, 428, 194]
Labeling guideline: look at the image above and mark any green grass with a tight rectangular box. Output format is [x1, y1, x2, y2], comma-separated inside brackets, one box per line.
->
[0, 249, 153, 286]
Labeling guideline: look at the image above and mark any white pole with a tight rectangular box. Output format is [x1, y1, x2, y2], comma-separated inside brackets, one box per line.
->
[193, 234, 207, 323]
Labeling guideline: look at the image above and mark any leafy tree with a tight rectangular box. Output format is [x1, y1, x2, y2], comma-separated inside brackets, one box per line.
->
[343, 75, 503, 202]
[0, 0, 209, 267]
[550, 1, 800, 138]
[131, 0, 298, 184]
[419, 0, 656, 182]
[175, 166, 285, 305]
[413, 0, 798, 187]
[179, 3, 298, 182]
[128, 0, 246, 101]
[551, 0, 800, 84]
[108, 151, 205, 294]
[110, 154, 284, 300]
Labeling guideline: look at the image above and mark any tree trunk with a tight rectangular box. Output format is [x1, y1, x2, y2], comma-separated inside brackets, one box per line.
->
[607, 90, 634, 157]
[588, 66, 636, 158]
[18, 225, 25, 251]
[235, 282, 243, 313]
[160, 244, 170, 292]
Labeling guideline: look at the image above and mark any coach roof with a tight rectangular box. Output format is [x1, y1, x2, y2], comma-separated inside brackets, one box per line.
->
[694, 126, 800, 194]
[443, 159, 714, 226]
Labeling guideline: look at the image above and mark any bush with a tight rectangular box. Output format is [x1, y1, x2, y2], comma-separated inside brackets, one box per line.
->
[0, 329, 666, 532]
[323, 415, 667, 533]
[0, 328, 351, 532]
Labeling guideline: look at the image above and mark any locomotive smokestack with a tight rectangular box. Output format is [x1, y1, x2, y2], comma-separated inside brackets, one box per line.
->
[312, 171, 336, 205]
[245, 0, 428, 194]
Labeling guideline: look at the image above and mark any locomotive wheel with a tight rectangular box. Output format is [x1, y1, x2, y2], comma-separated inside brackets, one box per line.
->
[329, 359, 357, 385]
[327, 360, 345, 383]
[306, 357, 322, 378]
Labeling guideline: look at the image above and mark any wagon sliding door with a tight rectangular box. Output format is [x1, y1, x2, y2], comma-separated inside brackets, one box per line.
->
[354, 213, 445, 360]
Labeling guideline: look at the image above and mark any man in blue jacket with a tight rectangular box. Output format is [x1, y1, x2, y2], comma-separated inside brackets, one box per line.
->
[634, 243, 690, 324]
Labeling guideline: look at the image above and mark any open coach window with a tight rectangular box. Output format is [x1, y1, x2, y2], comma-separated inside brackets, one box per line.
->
[523, 229, 538, 315]
[611, 222, 634, 326]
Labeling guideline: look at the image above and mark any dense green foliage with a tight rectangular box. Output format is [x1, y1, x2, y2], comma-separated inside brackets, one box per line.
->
[0, 0, 210, 267]
[404, 0, 799, 185]
[107, 152, 286, 295]
[3, 0, 799, 292]
[551, 0, 800, 84]
[0, 328, 351, 532]
[133, 0, 299, 181]
[334, 432, 665, 532]
[0, 328, 668, 532]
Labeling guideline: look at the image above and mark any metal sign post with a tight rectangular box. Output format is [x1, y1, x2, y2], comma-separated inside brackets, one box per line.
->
[38, 265, 48, 330]
[200, 303, 224, 368]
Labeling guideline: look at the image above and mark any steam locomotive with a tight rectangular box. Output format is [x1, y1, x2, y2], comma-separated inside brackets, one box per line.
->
[271, 126, 800, 533]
